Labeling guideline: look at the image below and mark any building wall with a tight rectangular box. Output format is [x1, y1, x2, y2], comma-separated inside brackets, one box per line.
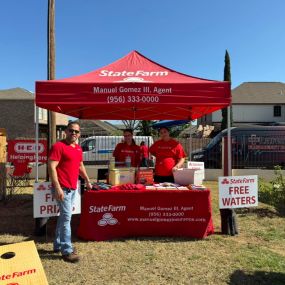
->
[212, 105, 285, 123]
[0, 100, 35, 139]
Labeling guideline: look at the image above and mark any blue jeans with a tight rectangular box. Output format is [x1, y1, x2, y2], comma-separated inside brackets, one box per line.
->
[53, 188, 76, 255]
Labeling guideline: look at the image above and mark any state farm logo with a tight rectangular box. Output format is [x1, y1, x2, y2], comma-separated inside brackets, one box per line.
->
[98, 213, 118, 226]
[221, 176, 256, 185]
[36, 183, 52, 191]
[221, 178, 230, 184]
[115, 77, 151, 83]
[99, 70, 168, 77]
[14, 143, 44, 154]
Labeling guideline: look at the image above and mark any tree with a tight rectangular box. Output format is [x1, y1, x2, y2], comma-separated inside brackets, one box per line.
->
[122, 120, 139, 130]
[136, 121, 155, 136]
[221, 50, 233, 130]
[220, 51, 238, 236]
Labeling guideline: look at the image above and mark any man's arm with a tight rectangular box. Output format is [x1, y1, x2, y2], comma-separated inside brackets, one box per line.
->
[79, 162, 92, 190]
[48, 159, 64, 201]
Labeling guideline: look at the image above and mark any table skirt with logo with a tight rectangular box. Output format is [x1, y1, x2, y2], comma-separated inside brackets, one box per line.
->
[77, 189, 214, 241]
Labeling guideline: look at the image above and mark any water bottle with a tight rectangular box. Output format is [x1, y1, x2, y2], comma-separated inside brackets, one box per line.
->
[109, 156, 115, 170]
[125, 155, 131, 167]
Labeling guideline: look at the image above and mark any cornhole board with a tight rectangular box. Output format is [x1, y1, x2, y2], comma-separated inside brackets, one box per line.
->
[0, 240, 48, 285]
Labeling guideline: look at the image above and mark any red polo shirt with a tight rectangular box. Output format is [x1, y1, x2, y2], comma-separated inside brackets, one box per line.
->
[113, 143, 141, 167]
[49, 140, 82, 189]
[140, 145, 149, 159]
[149, 139, 186, 176]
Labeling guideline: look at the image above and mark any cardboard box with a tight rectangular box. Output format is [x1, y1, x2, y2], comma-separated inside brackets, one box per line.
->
[109, 168, 135, 186]
[136, 168, 154, 185]
[174, 168, 204, 186]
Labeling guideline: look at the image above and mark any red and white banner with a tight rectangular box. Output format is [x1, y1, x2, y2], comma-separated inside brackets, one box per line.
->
[7, 139, 47, 163]
[33, 182, 81, 218]
[219, 175, 258, 209]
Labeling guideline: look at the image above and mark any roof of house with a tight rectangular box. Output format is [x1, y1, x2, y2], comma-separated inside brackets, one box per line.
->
[75, 120, 119, 136]
[232, 82, 285, 104]
[0, 88, 34, 100]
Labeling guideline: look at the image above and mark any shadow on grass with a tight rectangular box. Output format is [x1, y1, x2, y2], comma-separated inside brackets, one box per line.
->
[229, 269, 285, 285]
[37, 248, 62, 260]
[74, 235, 205, 244]
[236, 207, 282, 218]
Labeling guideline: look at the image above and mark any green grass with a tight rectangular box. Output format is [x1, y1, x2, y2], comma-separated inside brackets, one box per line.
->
[1, 181, 285, 285]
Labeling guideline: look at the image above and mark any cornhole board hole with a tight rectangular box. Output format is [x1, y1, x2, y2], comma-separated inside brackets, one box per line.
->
[0, 240, 48, 285]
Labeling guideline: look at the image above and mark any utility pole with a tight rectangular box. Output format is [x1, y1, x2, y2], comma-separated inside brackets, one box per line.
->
[35, 0, 56, 236]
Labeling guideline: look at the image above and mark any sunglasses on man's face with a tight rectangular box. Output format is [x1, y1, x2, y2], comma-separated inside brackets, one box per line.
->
[68, 129, 80, 134]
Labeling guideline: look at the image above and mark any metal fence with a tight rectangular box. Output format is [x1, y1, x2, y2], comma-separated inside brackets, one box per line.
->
[79, 134, 285, 169]
[191, 134, 285, 169]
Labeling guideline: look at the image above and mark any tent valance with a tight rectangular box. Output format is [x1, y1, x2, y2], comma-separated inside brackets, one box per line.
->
[35, 50, 231, 120]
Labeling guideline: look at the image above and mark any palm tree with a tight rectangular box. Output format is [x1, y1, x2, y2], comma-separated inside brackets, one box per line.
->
[122, 120, 139, 130]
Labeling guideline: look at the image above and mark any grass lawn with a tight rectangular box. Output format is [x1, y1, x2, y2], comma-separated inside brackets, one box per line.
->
[1, 181, 285, 285]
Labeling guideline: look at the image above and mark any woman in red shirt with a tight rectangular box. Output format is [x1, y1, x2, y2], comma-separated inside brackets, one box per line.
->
[113, 129, 141, 167]
[149, 127, 186, 183]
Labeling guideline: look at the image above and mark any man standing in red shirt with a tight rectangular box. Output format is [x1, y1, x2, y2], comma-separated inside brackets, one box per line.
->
[48, 121, 92, 263]
[150, 127, 186, 183]
[140, 141, 149, 167]
[113, 129, 141, 167]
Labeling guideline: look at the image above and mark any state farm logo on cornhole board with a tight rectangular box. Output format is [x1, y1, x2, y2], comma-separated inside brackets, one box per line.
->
[0, 241, 48, 285]
[219, 175, 258, 209]
[33, 182, 81, 218]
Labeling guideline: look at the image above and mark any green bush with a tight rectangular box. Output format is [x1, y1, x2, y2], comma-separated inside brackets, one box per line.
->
[259, 166, 285, 214]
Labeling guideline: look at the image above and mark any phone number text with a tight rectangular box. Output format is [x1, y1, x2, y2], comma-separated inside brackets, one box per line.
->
[107, 95, 160, 104]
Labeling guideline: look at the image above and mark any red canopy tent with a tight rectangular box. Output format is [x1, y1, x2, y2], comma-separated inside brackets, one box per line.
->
[35, 50, 231, 120]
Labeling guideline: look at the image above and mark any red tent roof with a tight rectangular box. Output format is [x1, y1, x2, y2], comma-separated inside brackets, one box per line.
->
[35, 50, 231, 120]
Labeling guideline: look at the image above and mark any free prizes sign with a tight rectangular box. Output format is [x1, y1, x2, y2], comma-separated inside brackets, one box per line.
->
[219, 175, 258, 209]
[33, 182, 81, 218]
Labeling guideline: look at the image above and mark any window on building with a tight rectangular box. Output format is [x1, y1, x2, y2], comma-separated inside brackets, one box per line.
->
[274, 105, 281, 117]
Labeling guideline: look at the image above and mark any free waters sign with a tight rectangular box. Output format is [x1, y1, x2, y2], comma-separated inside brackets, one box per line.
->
[219, 175, 258, 209]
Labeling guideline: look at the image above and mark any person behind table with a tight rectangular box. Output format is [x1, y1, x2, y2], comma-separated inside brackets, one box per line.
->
[48, 121, 92, 263]
[113, 129, 141, 167]
[140, 141, 149, 167]
[149, 127, 186, 183]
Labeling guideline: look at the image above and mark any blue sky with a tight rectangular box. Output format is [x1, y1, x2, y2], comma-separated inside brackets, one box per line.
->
[1, 0, 284, 93]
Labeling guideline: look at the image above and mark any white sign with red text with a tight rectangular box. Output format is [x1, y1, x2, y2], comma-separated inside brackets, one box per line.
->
[219, 175, 258, 209]
[187, 161, 205, 179]
[33, 182, 81, 218]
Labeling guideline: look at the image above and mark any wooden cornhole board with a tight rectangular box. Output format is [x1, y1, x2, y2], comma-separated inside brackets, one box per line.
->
[0, 240, 48, 285]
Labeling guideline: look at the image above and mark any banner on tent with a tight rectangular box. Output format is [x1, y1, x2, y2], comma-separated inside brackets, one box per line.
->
[33, 182, 81, 218]
[218, 175, 258, 209]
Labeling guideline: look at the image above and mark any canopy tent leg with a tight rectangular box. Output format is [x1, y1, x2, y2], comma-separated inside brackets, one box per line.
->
[34, 105, 48, 236]
[189, 126, 192, 161]
[220, 105, 238, 236]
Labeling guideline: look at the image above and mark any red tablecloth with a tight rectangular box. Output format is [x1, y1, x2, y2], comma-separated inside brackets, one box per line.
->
[77, 189, 214, 241]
